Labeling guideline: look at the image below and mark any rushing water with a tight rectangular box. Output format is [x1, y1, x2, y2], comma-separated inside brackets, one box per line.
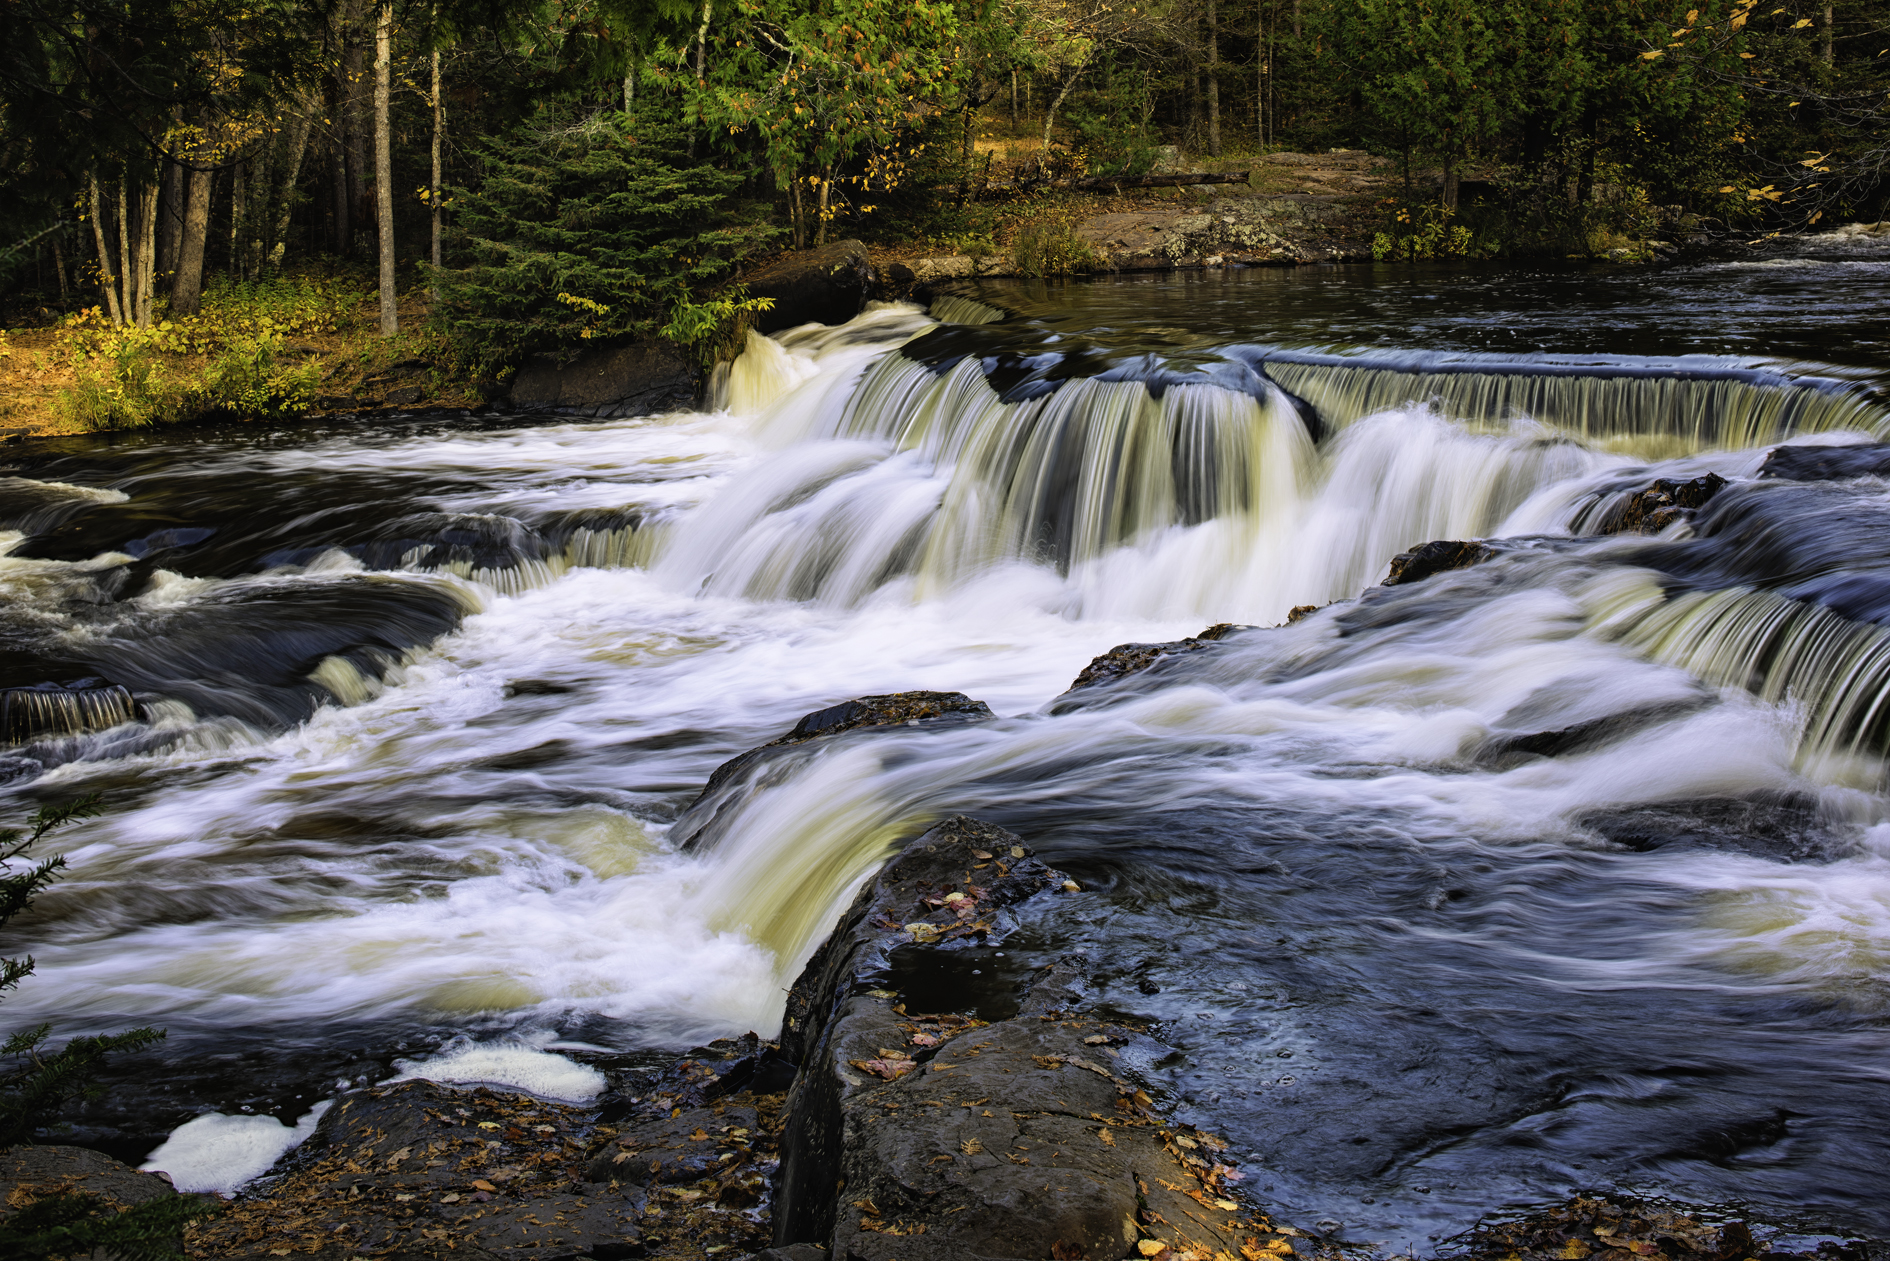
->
[7, 231, 1890, 1245]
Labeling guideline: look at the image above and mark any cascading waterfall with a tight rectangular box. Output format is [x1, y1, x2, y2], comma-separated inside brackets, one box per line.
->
[13, 254, 1890, 1239]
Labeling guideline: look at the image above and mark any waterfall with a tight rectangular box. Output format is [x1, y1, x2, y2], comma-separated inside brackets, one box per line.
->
[2, 683, 137, 744]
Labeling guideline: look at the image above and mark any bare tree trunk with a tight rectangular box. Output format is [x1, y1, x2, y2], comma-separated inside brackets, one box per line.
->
[693, 0, 713, 79]
[1206, 0, 1221, 158]
[137, 175, 159, 325]
[1823, 4, 1834, 66]
[344, 0, 370, 257]
[375, 0, 398, 336]
[172, 143, 214, 315]
[1010, 70, 1018, 131]
[431, 47, 443, 301]
[270, 99, 315, 269]
[116, 174, 136, 323]
[1292, 0, 1301, 39]
[52, 233, 69, 301]
[159, 156, 184, 281]
[1042, 65, 1086, 164]
[88, 175, 124, 325]
[228, 158, 245, 281]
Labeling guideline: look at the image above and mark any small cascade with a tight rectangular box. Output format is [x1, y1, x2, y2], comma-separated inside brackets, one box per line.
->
[2, 682, 137, 744]
[1588, 570, 1890, 773]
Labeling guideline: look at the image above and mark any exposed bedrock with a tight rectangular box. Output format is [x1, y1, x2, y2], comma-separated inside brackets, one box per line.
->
[1595, 472, 1728, 536]
[508, 336, 699, 417]
[1758, 441, 1890, 482]
[769, 815, 1292, 1261]
[746, 241, 877, 333]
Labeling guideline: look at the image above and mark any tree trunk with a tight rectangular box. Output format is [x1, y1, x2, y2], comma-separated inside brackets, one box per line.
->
[117, 175, 135, 323]
[137, 174, 159, 326]
[344, 0, 370, 257]
[88, 175, 124, 325]
[172, 153, 213, 316]
[1206, 0, 1221, 158]
[1041, 65, 1086, 165]
[52, 233, 69, 302]
[815, 167, 833, 247]
[375, 0, 398, 336]
[1823, 4, 1834, 66]
[270, 99, 315, 269]
[693, 0, 713, 79]
[159, 156, 184, 281]
[1010, 70, 1018, 131]
[431, 47, 443, 301]
[229, 158, 245, 280]
[1442, 155, 1459, 211]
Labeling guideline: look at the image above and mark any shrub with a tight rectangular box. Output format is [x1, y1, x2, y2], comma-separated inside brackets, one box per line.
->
[1009, 219, 1100, 277]
[435, 105, 781, 377]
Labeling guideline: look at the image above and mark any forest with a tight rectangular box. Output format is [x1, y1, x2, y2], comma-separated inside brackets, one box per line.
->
[1, 0, 1886, 417]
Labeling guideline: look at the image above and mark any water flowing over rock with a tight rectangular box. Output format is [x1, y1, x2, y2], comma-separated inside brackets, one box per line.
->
[1758, 440, 1890, 482]
[1058, 623, 1252, 699]
[1382, 539, 1499, 586]
[746, 240, 876, 332]
[1597, 472, 1728, 535]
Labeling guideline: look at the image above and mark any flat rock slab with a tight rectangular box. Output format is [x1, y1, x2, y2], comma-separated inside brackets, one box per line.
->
[509, 337, 696, 415]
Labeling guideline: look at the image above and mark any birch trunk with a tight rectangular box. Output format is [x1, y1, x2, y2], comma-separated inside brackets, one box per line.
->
[117, 175, 135, 323]
[375, 0, 398, 335]
[137, 175, 159, 326]
[271, 100, 316, 269]
[431, 47, 443, 301]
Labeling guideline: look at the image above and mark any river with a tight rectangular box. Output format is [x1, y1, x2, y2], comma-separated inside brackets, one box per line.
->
[5, 228, 1890, 1246]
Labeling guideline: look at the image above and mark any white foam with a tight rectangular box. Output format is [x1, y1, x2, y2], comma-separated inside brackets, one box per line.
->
[142, 1100, 331, 1195]
[387, 1039, 605, 1102]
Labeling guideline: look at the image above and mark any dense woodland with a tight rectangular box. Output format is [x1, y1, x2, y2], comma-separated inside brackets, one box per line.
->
[2, 0, 1889, 381]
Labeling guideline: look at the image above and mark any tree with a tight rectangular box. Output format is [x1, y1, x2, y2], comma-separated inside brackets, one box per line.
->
[375, 0, 398, 335]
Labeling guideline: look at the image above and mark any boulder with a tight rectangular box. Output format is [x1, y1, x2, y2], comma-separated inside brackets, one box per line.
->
[1055, 622, 1250, 704]
[744, 241, 875, 332]
[1598, 472, 1727, 535]
[509, 337, 697, 417]
[1383, 538, 1498, 585]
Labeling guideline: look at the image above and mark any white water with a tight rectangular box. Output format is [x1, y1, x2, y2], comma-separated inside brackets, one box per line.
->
[7, 303, 1890, 1062]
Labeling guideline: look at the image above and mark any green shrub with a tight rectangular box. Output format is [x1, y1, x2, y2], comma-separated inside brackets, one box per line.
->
[192, 335, 319, 421]
[1372, 200, 1478, 261]
[435, 105, 781, 377]
[53, 336, 182, 429]
[1010, 220, 1100, 277]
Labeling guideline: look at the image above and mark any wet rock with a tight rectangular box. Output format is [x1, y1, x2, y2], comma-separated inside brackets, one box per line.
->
[1758, 442, 1890, 482]
[1439, 1194, 1867, 1261]
[675, 692, 995, 848]
[509, 337, 697, 416]
[1058, 623, 1251, 698]
[1285, 603, 1323, 623]
[746, 241, 876, 333]
[1597, 472, 1728, 535]
[771, 816, 1282, 1261]
[1, 679, 137, 743]
[1577, 795, 1842, 861]
[1383, 539, 1499, 586]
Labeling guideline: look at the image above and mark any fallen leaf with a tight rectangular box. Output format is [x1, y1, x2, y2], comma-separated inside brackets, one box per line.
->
[1139, 1242, 1170, 1258]
[690, 1128, 709, 1141]
[471, 1180, 497, 1192]
[961, 1138, 984, 1154]
[1099, 1128, 1116, 1146]
[1010, 846, 1025, 858]
[476, 1121, 500, 1130]
[851, 1058, 918, 1080]
[1216, 1199, 1240, 1210]
[1084, 1034, 1111, 1045]
[972, 849, 993, 859]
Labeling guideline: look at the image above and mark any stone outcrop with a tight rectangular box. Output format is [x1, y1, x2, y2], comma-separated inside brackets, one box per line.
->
[1597, 472, 1727, 535]
[746, 241, 877, 333]
[0, 1144, 190, 1237]
[1075, 198, 1356, 267]
[1382, 539, 1499, 586]
[769, 815, 1291, 1261]
[509, 337, 697, 417]
[674, 691, 995, 848]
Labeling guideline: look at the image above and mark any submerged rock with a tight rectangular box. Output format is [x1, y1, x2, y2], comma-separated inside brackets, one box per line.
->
[1058, 622, 1251, 701]
[675, 691, 994, 848]
[746, 241, 876, 333]
[1382, 539, 1499, 585]
[1758, 442, 1890, 482]
[1597, 472, 1727, 535]
[508, 336, 697, 416]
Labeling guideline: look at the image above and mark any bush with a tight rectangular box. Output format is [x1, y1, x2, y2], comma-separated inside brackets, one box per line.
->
[1009, 219, 1100, 277]
[435, 105, 781, 377]
[1372, 200, 1478, 261]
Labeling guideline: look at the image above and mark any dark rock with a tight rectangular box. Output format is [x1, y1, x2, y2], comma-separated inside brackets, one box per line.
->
[1577, 795, 1841, 861]
[1758, 442, 1890, 483]
[749, 1246, 830, 1261]
[509, 337, 697, 415]
[384, 384, 426, 407]
[1383, 539, 1498, 585]
[1597, 472, 1728, 535]
[771, 816, 1276, 1261]
[1059, 622, 1251, 697]
[313, 394, 358, 410]
[675, 692, 995, 848]
[0, 1142, 183, 1211]
[1285, 604, 1322, 623]
[2, 680, 137, 743]
[746, 241, 875, 333]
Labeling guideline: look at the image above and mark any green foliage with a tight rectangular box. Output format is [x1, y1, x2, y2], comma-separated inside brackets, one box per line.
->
[53, 337, 181, 430]
[1372, 200, 1478, 260]
[660, 289, 778, 364]
[434, 105, 780, 376]
[1010, 219, 1100, 277]
[0, 1189, 213, 1261]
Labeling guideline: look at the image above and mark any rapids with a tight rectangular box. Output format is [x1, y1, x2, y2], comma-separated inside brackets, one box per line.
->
[7, 238, 1890, 1244]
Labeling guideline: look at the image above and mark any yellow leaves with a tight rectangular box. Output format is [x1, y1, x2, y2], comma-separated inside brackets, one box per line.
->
[1642, 48, 1665, 59]
[959, 1137, 983, 1154]
[1791, 16, 1813, 27]
[1686, 8, 1699, 19]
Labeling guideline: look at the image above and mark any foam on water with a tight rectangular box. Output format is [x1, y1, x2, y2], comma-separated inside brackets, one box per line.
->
[387, 1037, 605, 1102]
[142, 1100, 332, 1195]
